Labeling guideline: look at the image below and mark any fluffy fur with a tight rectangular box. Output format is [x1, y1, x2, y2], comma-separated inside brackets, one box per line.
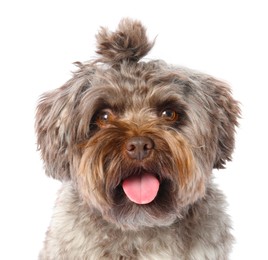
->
[36, 18, 240, 259]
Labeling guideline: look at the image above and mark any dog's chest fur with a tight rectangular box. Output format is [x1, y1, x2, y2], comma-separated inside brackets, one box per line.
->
[39, 183, 232, 260]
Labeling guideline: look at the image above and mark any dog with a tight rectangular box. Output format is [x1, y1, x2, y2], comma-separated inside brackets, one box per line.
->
[36, 18, 240, 259]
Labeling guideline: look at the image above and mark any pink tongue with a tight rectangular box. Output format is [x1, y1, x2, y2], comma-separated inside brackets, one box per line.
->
[122, 173, 160, 204]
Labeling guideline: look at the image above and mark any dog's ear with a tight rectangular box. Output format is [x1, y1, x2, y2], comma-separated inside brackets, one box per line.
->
[207, 77, 240, 169]
[36, 69, 90, 180]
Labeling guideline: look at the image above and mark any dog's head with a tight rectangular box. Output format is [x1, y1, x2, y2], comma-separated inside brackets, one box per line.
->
[36, 19, 240, 230]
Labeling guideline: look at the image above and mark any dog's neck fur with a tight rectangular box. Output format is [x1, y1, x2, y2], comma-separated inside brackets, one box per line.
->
[39, 182, 233, 260]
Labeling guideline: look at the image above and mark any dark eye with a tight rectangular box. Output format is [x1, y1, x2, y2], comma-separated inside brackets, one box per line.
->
[161, 109, 179, 121]
[96, 109, 114, 126]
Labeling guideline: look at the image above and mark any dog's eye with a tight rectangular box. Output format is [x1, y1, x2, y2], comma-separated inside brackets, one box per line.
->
[96, 109, 114, 126]
[161, 110, 179, 121]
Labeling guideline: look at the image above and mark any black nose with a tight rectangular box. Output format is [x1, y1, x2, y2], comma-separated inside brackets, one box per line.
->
[125, 136, 154, 160]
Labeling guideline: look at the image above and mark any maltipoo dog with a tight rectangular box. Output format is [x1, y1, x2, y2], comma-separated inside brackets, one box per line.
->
[36, 18, 239, 259]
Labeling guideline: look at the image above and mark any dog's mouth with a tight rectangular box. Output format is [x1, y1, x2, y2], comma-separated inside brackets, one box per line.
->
[122, 172, 160, 204]
[107, 168, 178, 228]
[111, 168, 175, 207]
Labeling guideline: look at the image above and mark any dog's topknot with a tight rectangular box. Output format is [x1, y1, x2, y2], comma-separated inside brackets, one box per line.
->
[95, 18, 154, 64]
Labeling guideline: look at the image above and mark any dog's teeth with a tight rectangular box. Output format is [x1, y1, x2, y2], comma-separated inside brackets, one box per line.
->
[122, 173, 160, 204]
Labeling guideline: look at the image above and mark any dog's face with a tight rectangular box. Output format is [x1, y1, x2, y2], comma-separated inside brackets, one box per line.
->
[36, 19, 239, 230]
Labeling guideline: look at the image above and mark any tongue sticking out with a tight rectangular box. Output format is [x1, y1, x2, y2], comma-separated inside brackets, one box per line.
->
[122, 173, 160, 204]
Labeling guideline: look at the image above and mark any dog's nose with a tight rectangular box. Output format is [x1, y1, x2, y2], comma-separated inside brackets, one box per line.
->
[125, 136, 154, 160]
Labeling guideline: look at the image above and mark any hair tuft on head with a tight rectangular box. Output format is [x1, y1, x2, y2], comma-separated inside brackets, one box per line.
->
[95, 18, 154, 64]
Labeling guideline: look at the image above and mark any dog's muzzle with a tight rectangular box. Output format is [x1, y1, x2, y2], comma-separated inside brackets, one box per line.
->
[122, 136, 160, 204]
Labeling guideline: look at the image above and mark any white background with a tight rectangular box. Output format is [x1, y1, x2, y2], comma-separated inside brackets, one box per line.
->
[1, 1, 267, 259]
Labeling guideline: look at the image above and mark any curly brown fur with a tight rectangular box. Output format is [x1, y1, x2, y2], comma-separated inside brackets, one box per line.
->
[36, 18, 240, 259]
[95, 18, 154, 65]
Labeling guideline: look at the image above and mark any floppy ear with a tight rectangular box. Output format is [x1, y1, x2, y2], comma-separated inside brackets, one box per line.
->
[207, 78, 240, 169]
[35, 71, 90, 180]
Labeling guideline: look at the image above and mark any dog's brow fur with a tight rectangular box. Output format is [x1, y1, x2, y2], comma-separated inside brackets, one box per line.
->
[36, 18, 240, 259]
